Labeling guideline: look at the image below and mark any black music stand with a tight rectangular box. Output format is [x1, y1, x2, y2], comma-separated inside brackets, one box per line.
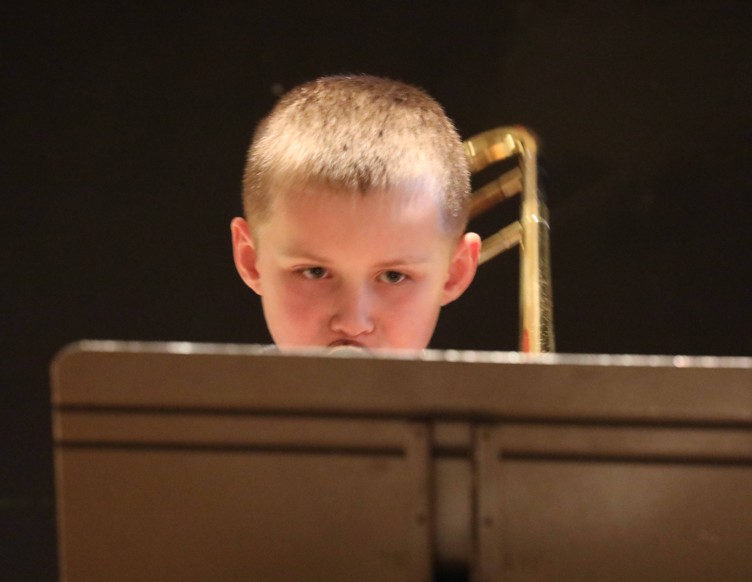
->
[52, 341, 752, 581]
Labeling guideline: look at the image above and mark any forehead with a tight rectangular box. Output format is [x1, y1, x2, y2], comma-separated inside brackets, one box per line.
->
[258, 183, 454, 256]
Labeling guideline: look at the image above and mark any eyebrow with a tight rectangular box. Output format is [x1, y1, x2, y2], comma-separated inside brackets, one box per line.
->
[279, 247, 329, 264]
[373, 257, 433, 268]
[280, 246, 433, 267]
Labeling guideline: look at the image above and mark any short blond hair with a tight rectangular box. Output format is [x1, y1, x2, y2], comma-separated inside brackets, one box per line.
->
[241, 75, 470, 234]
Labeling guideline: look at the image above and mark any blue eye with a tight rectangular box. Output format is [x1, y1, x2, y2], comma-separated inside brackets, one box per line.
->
[301, 267, 328, 280]
[380, 271, 406, 284]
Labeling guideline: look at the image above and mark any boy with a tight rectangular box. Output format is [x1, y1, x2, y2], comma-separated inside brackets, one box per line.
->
[231, 75, 480, 352]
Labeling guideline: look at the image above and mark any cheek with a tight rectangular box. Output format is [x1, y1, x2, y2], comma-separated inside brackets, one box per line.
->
[382, 282, 444, 339]
[267, 277, 329, 324]
[388, 284, 437, 312]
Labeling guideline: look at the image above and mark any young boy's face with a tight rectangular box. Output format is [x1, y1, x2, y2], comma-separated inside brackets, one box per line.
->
[231, 183, 479, 352]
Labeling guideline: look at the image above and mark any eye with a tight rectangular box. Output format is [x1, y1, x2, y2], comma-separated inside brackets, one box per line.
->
[300, 266, 329, 280]
[379, 270, 407, 284]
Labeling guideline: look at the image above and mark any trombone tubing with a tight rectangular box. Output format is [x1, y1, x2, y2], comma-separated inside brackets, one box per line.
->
[465, 126, 555, 353]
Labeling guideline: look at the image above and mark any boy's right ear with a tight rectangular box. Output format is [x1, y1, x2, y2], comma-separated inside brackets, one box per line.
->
[230, 217, 263, 296]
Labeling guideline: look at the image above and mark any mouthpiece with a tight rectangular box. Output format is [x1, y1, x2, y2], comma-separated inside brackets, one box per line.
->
[327, 345, 369, 358]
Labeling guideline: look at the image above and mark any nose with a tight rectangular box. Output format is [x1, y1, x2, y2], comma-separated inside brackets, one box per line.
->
[329, 283, 375, 338]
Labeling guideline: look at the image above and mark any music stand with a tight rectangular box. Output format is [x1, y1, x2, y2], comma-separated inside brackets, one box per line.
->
[52, 341, 752, 581]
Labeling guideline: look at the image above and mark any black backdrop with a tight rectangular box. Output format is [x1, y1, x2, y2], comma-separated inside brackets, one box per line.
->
[3, 1, 751, 578]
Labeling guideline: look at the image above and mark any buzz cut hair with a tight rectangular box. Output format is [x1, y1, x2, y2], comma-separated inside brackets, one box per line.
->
[241, 74, 471, 235]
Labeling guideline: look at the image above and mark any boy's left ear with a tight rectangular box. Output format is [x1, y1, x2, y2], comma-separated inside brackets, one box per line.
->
[441, 232, 481, 306]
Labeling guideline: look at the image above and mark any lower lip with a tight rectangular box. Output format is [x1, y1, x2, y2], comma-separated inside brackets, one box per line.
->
[328, 341, 364, 348]
[327, 344, 369, 357]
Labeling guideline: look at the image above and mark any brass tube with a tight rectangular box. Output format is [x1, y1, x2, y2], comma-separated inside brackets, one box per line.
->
[465, 127, 555, 353]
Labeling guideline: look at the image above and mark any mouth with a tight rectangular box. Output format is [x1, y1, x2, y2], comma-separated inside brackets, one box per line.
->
[328, 339, 365, 348]
[327, 340, 371, 357]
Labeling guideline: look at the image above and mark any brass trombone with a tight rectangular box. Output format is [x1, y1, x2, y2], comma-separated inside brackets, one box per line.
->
[465, 126, 555, 353]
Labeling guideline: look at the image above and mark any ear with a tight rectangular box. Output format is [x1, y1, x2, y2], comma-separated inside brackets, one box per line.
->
[230, 217, 263, 295]
[441, 232, 481, 306]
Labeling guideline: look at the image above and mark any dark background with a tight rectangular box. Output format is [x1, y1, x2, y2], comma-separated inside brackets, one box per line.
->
[3, 0, 751, 578]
